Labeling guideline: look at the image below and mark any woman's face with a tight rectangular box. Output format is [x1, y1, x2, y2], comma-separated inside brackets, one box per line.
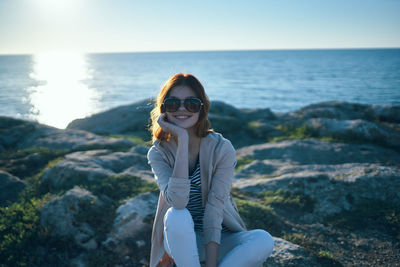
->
[165, 85, 200, 130]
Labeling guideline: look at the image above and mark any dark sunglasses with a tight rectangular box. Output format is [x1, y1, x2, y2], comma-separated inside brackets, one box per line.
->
[161, 97, 203, 113]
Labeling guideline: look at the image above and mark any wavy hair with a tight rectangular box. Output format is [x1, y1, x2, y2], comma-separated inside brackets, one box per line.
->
[150, 73, 213, 142]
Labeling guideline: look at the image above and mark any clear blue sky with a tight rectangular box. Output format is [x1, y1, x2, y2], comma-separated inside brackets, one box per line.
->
[1, 0, 399, 54]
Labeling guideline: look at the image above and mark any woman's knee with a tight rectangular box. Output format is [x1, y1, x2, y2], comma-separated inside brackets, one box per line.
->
[164, 207, 194, 234]
[251, 229, 274, 256]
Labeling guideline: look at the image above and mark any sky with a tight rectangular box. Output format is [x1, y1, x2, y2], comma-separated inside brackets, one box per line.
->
[0, 0, 399, 55]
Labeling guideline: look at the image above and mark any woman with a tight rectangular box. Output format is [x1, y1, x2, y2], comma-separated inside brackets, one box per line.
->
[147, 73, 274, 267]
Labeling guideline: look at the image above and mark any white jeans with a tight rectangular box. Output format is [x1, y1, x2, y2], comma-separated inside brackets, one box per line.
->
[163, 207, 274, 267]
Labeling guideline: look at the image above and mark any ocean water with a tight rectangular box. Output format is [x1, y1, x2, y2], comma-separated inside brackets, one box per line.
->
[0, 49, 399, 129]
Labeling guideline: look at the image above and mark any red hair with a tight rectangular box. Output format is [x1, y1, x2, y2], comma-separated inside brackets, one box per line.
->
[150, 73, 213, 142]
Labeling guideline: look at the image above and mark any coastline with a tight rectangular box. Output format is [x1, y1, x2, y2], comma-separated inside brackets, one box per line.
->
[1, 99, 400, 266]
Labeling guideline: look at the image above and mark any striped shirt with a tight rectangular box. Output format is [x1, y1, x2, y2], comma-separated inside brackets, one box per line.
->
[187, 161, 231, 233]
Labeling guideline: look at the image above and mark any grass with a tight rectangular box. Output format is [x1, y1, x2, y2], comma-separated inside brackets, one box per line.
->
[0, 147, 68, 179]
[324, 199, 400, 237]
[82, 174, 158, 204]
[260, 189, 315, 214]
[108, 134, 152, 147]
[235, 156, 255, 171]
[0, 144, 158, 267]
[231, 188, 315, 236]
[247, 120, 262, 130]
[269, 124, 319, 142]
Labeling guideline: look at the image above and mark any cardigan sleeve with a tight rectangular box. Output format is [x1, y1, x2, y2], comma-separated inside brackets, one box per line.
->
[147, 145, 190, 209]
[203, 140, 236, 245]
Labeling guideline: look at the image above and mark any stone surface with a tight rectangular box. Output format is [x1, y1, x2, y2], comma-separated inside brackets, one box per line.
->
[2, 100, 399, 266]
[265, 237, 320, 266]
[0, 116, 134, 151]
[236, 139, 400, 165]
[102, 192, 158, 255]
[67, 99, 153, 136]
[40, 186, 102, 250]
[0, 170, 26, 206]
[41, 148, 151, 191]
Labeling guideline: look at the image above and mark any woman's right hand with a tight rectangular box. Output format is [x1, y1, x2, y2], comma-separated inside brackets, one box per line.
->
[157, 113, 188, 139]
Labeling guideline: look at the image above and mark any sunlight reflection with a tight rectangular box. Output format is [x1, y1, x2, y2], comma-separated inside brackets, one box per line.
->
[27, 51, 100, 129]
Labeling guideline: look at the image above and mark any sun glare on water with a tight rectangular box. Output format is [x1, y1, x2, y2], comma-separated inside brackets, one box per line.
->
[27, 51, 100, 129]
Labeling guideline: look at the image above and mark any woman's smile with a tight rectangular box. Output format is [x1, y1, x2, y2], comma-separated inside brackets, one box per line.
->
[166, 85, 200, 129]
[174, 114, 192, 120]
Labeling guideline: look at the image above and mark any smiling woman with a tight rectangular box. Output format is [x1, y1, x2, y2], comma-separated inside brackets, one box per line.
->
[26, 51, 101, 129]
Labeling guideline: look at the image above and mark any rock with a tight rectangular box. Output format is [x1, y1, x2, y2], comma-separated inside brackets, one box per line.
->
[103, 192, 158, 255]
[236, 139, 400, 165]
[129, 145, 149, 155]
[0, 170, 26, 206]
[294, 101, 400, 123]
[305, 118, 400, 149]
[0, 116, 134, 151]
[41, 149, 151, 191]
[264, 237, 320, 266]
[67, 99, 153, 136]
[235, 163, 400, 220]
[235, 139, 400, 221]
[40, 187, 102, 250]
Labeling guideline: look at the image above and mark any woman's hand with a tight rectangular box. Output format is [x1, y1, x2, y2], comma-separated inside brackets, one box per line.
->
[157, 113, 188, 139]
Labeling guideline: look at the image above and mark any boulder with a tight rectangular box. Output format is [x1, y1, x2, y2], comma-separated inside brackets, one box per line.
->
[305, 118, 400, 149]
[265, 237, 320, 266]
[236, 139, 400, 165]
[235, 139, 400, 222]
[0, 170, 26, 206]
[40, 187, 102, 250]
[41, 149, 151, 191]
[294, 101, 400, 123]
[102, 192, 158, 256]
[0, 116, 134, 151]
[67, 99, 153, 136]
[235, 163, 400, 221]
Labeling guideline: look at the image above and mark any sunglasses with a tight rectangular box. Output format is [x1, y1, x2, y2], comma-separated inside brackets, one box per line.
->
[161, 97, 203, 113]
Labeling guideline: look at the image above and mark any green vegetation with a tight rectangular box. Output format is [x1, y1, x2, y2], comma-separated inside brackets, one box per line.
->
[0, 197, 76, 266]
[235, 156, 255, 171]
[0, 199, 41, 265]
[109, 134, 152, 147]
[232, 188, 315, 236]
[0, 147, 68, 179]
[247, 120, 262, 130]
[283, 233, 314, 249]
[260, 189, 315, 214]
[324, 199, 400, 237]
[0, 146, 158, 267]
[82, 174, 158, 204]
[270, 124, 320, 142]
[75, 198, 116, 243]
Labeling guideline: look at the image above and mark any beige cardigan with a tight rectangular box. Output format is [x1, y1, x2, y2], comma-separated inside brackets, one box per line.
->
[147, 132, 247, 267]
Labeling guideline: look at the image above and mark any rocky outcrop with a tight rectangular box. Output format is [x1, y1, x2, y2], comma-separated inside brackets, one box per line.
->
[0, 170, 26, 206]
[292, 101, 400, 123]
[235, 139, 400, 166]
[265, 237, 320, 267]
[1, 100, 399, 266]
[41, 147, 152, 192]
[66, 99, 153, 136]
[65, 100, 400, 150]
[0, 116, 134, 151]
[103, 192, 158, 260]
[40, 186, 103, 250]
[305, 118, 400, 149]
[235, 139, 400, 219]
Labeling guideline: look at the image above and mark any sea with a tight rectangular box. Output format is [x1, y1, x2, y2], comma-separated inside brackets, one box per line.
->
[0, 49, 399, 129]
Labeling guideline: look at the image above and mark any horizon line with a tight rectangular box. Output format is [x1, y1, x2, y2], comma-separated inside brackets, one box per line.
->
[1, 46, 399, 56]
